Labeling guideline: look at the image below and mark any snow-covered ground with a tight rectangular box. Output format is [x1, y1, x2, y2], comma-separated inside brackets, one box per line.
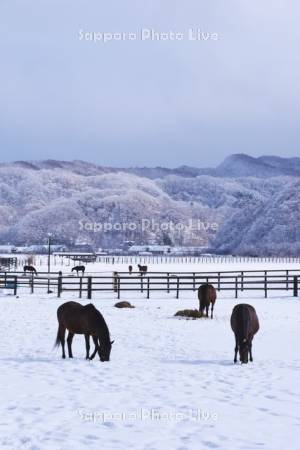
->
[0, 284, 299, 450]
[6, 254, 300, 274]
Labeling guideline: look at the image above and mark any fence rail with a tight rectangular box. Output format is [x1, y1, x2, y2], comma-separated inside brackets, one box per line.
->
[0, 269, 299, 299]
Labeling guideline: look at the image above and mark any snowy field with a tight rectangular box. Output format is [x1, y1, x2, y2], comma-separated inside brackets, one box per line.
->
[0, 281, 300, 450]
[6, 254, 300, 275]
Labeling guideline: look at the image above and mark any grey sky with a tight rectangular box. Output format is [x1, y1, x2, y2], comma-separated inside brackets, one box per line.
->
[0, 1, 299, 167]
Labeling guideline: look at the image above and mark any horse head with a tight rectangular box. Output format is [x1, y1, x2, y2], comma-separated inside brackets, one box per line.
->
[239, 338, 250, 364]
[99, 340, 114, 362]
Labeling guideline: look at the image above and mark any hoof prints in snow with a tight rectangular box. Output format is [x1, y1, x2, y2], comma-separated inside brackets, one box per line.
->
[0, 293, 299, 449]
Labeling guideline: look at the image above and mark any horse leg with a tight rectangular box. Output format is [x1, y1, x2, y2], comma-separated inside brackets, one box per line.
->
[89, 336, 99, 360]
[206, 305, 209, 318]
[234, 335, 238, 363]
[211, 305, 214, 319]
[59, 326, 66, 359]
[85, 334, 90, 360]
[67, 332, 74, 358]
[249, 342, 253, 362]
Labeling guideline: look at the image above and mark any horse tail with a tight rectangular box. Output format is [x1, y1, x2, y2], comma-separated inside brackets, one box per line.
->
[54, 326, 61, 349]
[243, 307, 251, 340]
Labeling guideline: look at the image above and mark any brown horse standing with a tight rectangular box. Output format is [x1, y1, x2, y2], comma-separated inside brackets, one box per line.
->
[24, 265, 37, 275]
[138, 264, 148, 276]
[198, 284, 217, 318]
[230, 304, 259, 364]
[55, 301, 114, 361]
[71, 265, 85, 276]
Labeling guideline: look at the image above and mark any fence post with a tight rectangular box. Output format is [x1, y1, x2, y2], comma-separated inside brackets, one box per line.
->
[235, 277, 238, 299]
[31, 273, 34, 294]
[14, 276, 17, 296]
[286, 270, 289, 291]
[176, 277, 180, 299]
[264, 271, 268, 298]
[113, 272, 118, 293]
[140, 275, 144, 293]
[193, 273, 196, 291]
[167, 273, 170, 293]
[87, 277, 92, 300]
[117, 277, 120, 299]
[293, 276, 298, 297]
[79, 277, 82, 299]
[241, 271, 244, 292]
[147, 277, 150, 299]
[57, 275, 62, 298]
[218, 272, 220, 291]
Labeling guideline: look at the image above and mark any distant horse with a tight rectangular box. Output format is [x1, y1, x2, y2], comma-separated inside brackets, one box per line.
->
[230, 304, 259, 364]
[128, 265, 133, 274]
[71, 265, 85, 276]
[138, 264, 148, 276]
[23, 265, 37, 275]
[55, 301, 114, 361]
[198, 284, 217, 318]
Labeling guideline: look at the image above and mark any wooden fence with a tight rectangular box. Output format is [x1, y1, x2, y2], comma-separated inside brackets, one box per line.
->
[96, 255, 300, 265]
[6, 254, 300, 269]
[0, 269, 299, 299]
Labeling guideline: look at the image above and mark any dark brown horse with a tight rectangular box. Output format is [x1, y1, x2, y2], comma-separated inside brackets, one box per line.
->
[23, 265, 37, 275]
[138, 264, 148, 276]
[230, 304, 259, 364]
[71, 265, 85, 276]
[198, 284, 217, 318]
[55, 301, 114, 361]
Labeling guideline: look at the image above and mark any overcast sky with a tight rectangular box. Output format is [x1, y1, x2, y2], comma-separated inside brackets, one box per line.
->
[0, 1, 299, 167]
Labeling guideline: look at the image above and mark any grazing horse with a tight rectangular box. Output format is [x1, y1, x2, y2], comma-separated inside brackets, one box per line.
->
[55, 301, 114, 361]
[23, 265, 37, 275]
[138, 264, 148, 276]
[71, 265, 85, 276]
[128, 265, 133, 274]
[230, 304, 259, 364]
[198, 284, 217, 318]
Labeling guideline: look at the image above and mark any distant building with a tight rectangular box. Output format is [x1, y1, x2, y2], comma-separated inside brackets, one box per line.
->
[70, 243, 94, 253]
[0, 245, 16, 254]
[127, 245, 206, 256]
[128, 245, 171, 255]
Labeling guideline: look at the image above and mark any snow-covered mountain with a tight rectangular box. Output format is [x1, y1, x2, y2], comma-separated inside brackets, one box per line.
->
[0, 154, 299, 255]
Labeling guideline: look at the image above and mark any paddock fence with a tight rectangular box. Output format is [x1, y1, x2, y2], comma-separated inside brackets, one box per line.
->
[0, 269, 299, 299]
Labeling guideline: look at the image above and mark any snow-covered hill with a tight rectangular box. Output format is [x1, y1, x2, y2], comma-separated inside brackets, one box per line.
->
[0, 155, 299, 254]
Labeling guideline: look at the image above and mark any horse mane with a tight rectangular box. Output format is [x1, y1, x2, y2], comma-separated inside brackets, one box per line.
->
[93, 308, 111, 343]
